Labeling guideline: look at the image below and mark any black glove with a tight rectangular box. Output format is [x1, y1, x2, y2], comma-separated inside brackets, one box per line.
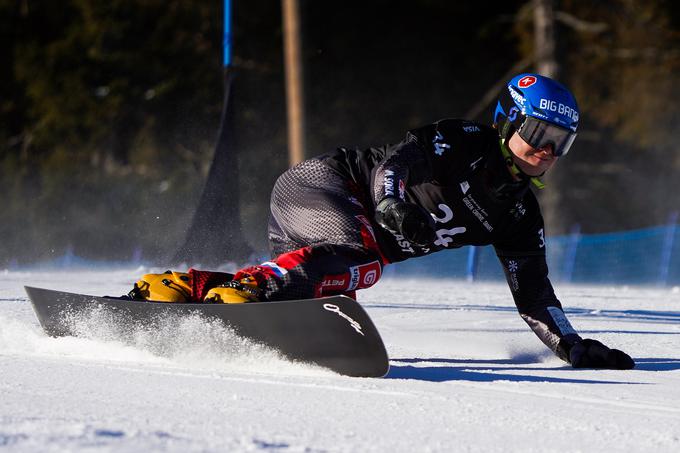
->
[569, 339, 635, 370]
[375, 198, 436, 247]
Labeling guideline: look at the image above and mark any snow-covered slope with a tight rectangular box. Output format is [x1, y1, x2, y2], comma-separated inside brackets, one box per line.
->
[1, 270, 679, 452]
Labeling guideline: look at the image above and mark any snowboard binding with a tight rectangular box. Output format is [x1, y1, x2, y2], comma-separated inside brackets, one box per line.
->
[203, 276, 260, 304]
[125, 269, 260, 304]
[127, 271, 192, 303]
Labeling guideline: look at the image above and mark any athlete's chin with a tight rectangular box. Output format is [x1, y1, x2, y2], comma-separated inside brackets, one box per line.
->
[522, 162, 554, 176]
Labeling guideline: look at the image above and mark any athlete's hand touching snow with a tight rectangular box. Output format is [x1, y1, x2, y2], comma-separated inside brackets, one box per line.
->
[569, 339, 635, 369]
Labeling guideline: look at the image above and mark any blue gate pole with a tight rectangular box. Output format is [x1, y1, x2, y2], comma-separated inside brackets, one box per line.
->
[223, 0, 232, 68]
[466, 246, 479, 282]
[658, 211, 678, 287]
[562, 223, 581, 283]
[222, 0, 231, 68]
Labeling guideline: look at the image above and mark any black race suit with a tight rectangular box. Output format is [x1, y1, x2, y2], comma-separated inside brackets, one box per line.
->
[237, 118, 581, 362]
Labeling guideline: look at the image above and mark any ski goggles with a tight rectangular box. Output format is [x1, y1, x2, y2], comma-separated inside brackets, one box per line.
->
[517, 117, 577, 157]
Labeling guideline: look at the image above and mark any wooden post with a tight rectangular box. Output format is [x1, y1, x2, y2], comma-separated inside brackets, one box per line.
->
[282, 0, 306, 166]
[534, 0, 558, 78]
[533, 0, 563, 235]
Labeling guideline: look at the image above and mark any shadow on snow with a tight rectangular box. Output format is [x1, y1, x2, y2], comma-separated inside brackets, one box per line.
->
[385, 357, 650, 384]
[628, 357, 680, 371]
[365, 303, 680, 326]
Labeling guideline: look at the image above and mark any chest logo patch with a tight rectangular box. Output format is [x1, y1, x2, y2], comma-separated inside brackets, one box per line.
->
[433, 131, 451, 156]
[469, 156, 483, 170]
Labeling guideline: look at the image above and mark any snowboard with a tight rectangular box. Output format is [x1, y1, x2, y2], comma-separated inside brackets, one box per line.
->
[24, 286, 389, 377]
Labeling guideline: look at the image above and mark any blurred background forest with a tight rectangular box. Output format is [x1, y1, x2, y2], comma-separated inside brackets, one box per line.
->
[1, 0, 679, 268]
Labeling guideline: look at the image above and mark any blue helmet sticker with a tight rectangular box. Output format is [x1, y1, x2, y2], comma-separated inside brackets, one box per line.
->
[507, 73, 580, 132]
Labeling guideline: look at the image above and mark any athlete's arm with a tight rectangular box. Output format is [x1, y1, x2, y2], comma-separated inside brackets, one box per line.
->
[495, 250, 634, 369]
[495, 250, 580, 362]
[372, 128, 436, 245]
[371, 133, 429, 204]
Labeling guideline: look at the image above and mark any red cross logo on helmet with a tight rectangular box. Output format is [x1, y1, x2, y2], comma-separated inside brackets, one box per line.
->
[518, 76, 537, 88]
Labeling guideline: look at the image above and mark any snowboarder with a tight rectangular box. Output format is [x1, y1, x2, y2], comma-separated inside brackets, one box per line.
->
[130, 73, 634, 369]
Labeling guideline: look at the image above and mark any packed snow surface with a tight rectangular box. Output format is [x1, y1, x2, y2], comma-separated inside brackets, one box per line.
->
[1, 269, 679, 452]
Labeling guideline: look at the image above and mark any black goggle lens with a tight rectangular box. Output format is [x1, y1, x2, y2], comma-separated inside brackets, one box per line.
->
[517, 117, 577, 157]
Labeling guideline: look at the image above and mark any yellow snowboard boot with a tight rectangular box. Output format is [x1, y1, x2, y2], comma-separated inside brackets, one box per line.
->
[203, 275, 260, 304]
[128, 271, 192, 302]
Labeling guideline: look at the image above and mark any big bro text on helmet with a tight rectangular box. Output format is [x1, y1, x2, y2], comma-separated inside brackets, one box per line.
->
[494, 73, 580, 157]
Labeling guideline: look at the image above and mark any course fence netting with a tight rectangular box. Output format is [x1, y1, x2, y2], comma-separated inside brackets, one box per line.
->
[384, 223, 680, 286]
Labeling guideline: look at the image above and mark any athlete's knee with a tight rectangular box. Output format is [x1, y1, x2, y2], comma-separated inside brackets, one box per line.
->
[231, 244, 385, 301]
[320, 259, 383, 295]
[307, 245, 384, 296]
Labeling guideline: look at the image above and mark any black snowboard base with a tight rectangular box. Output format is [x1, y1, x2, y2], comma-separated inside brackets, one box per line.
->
[24, 286, 389, 377]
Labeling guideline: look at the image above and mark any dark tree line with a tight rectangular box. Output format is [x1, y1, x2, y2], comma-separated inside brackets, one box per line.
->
[1, 0, 679, 267]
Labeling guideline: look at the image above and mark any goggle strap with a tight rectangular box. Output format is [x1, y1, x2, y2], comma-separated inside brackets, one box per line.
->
[501, 120, 513, 142]
[530, 177, 546, 190]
